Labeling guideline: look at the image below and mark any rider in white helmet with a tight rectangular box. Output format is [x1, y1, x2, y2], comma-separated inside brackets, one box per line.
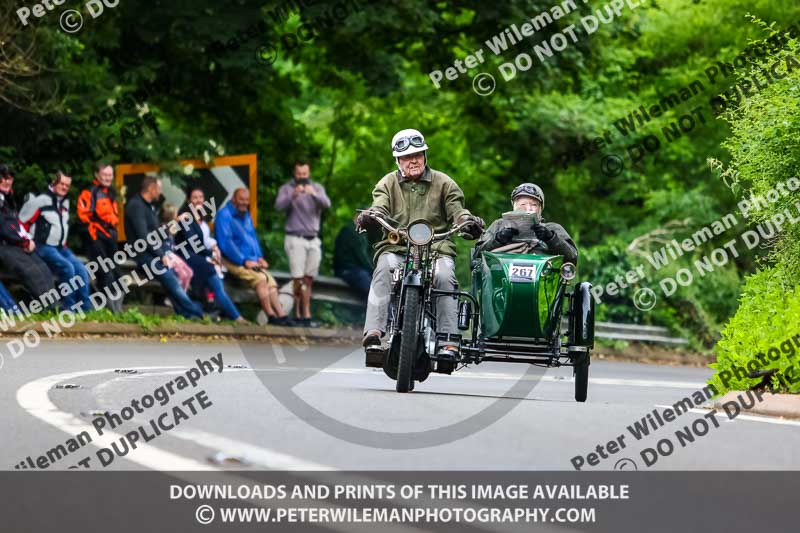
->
[357, 128, 484, 359]
[390, 128, 429, 173]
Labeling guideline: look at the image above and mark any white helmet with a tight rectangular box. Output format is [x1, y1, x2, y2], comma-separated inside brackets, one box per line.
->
[391, 128, 429, 158]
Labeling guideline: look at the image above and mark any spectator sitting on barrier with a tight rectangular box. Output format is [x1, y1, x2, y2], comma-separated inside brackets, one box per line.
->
[0, 165, 56, 304]
[333, 212, 374, 298]
[158, 203, 194, 291]
[19, 170, 92, 311]
[177, 185, 246, 323]
[124, 176, 203, 319]
[180, 185, 224, 278]
[216, 187, 293, 326]
[275, 159, 331, 327]
[77, 161, 123, 313]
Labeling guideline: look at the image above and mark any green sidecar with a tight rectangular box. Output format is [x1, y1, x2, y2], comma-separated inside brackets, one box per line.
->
[450, 249, 595, 402]
[476, 251, 565, 339]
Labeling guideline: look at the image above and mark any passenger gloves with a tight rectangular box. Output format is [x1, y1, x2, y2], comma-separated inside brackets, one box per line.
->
[531, 221, 555, 242]
[496, 227, 519, 245]
[458, 214, 485, 240]
[496, 223, 556, 247]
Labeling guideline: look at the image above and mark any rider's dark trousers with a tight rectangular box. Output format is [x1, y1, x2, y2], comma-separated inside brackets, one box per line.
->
[363, 252, 458, 336]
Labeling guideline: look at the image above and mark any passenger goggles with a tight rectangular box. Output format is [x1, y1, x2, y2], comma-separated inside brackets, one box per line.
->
[393, 135, 425, 153]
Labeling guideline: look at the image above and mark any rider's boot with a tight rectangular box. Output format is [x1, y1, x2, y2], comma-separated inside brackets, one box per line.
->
[363, 330, 381, 348]
[436, 344, 460, 361]
[363, 330, 384, 368]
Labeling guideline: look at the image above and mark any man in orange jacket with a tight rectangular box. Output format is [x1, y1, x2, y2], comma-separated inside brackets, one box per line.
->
[77, 162, 123, 312]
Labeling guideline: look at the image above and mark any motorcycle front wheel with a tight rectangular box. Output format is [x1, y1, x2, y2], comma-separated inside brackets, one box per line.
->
[571, 350, 590, 402]
[396, 286, 422, 393]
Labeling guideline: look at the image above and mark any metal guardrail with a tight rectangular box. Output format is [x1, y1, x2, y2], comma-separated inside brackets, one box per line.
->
[594, 321, 689, 345]
[558, 318, 688, 345]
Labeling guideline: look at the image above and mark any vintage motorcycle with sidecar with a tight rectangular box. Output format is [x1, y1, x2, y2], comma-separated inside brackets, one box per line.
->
[361, 211, 595, 401]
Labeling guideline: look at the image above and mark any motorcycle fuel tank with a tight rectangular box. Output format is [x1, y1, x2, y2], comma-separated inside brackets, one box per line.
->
[477, 251, 564, 339]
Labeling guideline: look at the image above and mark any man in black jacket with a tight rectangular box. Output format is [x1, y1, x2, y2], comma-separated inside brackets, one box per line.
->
[124, 176, 203, 319]
[333, 213, 374, 298]
[0, 165, 55, 303]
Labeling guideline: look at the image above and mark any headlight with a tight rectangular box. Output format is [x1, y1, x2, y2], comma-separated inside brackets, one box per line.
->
[560, 262, 576, 281]
[407, 220, 434, 245]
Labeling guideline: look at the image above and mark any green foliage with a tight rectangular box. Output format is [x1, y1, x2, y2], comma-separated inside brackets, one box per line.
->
[26, 307, 196, 332]
[709, 266, 800, 394]
[707, 16, 800, 389]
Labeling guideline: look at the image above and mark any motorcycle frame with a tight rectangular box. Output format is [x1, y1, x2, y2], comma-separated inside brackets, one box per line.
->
[386, 238, 437, 352]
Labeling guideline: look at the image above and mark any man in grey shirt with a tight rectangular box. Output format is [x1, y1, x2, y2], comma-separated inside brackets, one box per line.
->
[275, 159, 331, 327]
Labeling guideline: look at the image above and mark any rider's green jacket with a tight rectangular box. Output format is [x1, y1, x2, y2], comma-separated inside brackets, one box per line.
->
[474, 216, 578, 265]
[369, 166, 472, 259]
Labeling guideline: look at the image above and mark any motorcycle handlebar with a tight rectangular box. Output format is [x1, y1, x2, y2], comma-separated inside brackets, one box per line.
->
[434, 220, 473, 239]
[356, 210, 477, 241]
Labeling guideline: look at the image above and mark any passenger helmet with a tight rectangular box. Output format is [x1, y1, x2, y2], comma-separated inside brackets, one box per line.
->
[511, 183, 545, 210]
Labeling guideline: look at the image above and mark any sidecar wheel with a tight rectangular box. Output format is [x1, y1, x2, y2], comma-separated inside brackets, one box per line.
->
[396, 287, 422, 393]
[572, 350, 590, 402]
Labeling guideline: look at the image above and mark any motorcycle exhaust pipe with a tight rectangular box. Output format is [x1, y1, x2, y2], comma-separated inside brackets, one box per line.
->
[457, 301, 472, 330]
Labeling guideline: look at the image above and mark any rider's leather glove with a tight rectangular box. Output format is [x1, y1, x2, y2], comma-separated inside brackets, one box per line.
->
[356, 209, 380, 230]
[531, 221, 555, 242]
[458, 215, 485, 240]
[496, 227, 519, 245]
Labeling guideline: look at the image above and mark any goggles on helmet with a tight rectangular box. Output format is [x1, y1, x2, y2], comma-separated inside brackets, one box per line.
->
[392, 135, 426, 153]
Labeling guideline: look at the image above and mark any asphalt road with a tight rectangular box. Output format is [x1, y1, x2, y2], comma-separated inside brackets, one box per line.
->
[2, 339, 799, 471]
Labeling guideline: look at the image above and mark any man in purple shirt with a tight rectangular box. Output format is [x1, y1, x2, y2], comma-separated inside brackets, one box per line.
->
[275, 160, 331, 327]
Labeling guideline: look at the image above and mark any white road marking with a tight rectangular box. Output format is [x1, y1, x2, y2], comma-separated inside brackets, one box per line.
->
[87, 364, 708, 390]
[194, 365, 707, 390]
[655, 404, 800, 427]
[585, 376, 705, 389]
[17, 366, 218, 471]
[17, 365, 338, 472]
[171, 428, 336, 470]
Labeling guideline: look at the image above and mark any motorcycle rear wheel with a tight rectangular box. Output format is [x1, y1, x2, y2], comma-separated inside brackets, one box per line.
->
[396, 287, 422, 393]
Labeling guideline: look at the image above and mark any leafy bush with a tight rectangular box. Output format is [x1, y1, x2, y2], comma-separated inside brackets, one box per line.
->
[709, 266, 800, 394]
[709, 19, 800, 390]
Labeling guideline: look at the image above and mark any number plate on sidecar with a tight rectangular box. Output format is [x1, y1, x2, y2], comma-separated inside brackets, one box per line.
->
[509, 263, 536, 282]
